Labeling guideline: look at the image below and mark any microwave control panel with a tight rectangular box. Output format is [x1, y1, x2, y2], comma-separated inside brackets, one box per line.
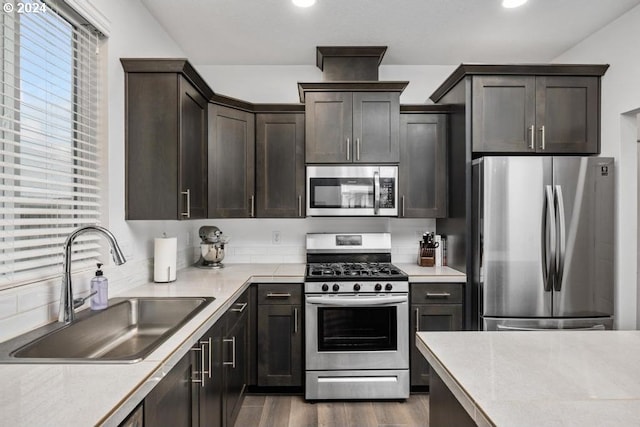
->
[379, 178, 395, 208]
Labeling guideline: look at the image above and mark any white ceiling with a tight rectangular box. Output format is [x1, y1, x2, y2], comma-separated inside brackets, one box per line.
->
[140, 0, 640, 66]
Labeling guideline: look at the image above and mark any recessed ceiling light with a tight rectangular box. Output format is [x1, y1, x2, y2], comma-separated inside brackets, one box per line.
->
[502, 0, 528, 8]
[292, 0, 316, 7]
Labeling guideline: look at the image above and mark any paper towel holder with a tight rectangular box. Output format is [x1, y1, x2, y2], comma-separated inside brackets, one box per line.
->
[154, 234, 177, 282]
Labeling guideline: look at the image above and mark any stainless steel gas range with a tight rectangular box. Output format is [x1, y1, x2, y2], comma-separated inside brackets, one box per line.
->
[304, 233, 410, 400]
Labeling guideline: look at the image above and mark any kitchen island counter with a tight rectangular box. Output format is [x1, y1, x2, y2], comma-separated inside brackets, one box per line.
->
[417, 330, 640, 427]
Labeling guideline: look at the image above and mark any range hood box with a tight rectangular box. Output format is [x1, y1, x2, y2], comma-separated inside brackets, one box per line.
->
[316, 46, 387, 81]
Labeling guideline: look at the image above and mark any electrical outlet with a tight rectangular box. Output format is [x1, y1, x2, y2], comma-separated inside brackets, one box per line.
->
[272, 231, 281, 245]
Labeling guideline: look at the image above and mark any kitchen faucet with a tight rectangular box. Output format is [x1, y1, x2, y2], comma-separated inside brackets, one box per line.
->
[58, 225, 127, 323]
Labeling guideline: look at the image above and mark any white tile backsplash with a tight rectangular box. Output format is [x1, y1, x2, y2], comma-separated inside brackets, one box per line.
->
[0, 295, 17, 321]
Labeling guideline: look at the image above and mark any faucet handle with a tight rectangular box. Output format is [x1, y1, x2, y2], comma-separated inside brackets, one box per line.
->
[73, 291, 97, 309]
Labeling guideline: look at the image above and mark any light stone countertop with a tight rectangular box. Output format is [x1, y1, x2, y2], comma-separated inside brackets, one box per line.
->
[396, 263, 466, 282]
[0, 262, 465, 427]
[0, 263, 304, 427]
[417, 331, 640, 427]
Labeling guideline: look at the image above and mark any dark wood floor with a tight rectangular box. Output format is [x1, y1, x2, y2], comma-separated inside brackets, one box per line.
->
[234, 394, 430, 427]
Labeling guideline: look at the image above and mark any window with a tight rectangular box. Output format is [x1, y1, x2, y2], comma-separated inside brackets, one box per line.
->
[1, 0, 102, 288]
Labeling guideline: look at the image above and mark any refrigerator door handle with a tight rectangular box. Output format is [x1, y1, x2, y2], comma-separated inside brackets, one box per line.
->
[554, 185, 566, 292]
[542, 185, 556, 292]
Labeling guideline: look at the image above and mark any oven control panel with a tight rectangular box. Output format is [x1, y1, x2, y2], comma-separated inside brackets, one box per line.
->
[305, 281, 409, 294]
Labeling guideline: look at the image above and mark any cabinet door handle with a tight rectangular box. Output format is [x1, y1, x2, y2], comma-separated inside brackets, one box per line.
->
[250, 195, 255, 217]
[190, 342, 206, 387]
[401, 196, 406, 217]
[223, 337, 236, 368]
[181, 189, 191, 218]
[200, 337, 212, 379]
[528, 125, 535, 150]
[415, 308, 420, 332]
[346, 138, 351, 161]
[294, 307, 298, 334]
[356, 138, 361, 161]
[426, 292, 451, 299]
[230, 302, 248, 313]
[540, 125, 546, 150]
[266, 292, 291, 298]
[298, 195, 302, 217]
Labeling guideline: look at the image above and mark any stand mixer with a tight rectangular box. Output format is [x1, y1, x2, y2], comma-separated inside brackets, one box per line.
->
[195, 226, 229, 269]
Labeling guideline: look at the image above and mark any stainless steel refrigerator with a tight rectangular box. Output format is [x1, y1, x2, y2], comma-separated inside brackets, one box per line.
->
[473, 156, 614, 331]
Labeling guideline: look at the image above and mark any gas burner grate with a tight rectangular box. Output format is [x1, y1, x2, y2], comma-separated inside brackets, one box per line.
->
[306, 262, 407, 281]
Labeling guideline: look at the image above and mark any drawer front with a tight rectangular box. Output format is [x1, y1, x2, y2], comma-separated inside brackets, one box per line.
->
[257, 283, 302, 305]
[411, 283, 463, 304]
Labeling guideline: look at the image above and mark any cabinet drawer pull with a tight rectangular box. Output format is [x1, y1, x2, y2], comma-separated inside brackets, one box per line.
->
[356, 138, 361, 160]
[415, 308, 420, 332]
[230, 302, 248, 313]
[401, 195, 406, 217]
[250, 195, 255, 217]
[298, 195, 303, 217]
[540, 125, 546, 150]
[181, 189, 190, 218]
[294, 307, 299, 334]
[425, 292, 451, 299]
[223, 337, 236, 368]
[266, 292, 292, 298]
[528, 125, 535, 150]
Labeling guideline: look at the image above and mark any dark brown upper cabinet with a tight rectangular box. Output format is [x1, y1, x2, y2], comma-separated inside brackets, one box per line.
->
[256, 113, 305, 218]
[472, 75, 600, 154]
[208, 104, 256, 218]
[426, 64, 609, 156]
[299, 82, 407, 164]
[399, 113, 448, 218]
[305, 91, 400, 163]
[122, 59, 211, 220]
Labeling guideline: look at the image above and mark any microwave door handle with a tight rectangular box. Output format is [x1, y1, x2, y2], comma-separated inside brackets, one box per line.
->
[373, 171, 380, 215]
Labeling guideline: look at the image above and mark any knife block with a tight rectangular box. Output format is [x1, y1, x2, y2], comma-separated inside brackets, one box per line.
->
[418, 242, 435, 267]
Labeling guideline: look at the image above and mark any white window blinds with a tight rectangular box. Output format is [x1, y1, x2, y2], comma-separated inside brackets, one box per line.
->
[1, 0, 102, 288]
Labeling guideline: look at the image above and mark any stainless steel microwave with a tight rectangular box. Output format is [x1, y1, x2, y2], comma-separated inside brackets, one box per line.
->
[306, 165, 398, 216]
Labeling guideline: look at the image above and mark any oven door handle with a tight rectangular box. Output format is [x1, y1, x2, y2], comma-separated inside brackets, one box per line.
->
[306, 295, 408, 306]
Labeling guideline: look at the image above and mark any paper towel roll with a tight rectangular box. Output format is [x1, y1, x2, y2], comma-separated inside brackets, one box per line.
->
[154, 237, 177, 282]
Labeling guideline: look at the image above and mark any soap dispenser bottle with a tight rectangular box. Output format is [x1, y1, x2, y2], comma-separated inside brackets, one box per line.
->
[90, 263, 108, 310]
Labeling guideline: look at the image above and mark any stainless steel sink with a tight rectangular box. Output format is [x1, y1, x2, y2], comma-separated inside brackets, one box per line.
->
[0, 297, 214, 363]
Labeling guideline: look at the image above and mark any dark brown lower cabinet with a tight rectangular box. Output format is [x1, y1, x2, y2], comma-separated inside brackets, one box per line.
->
[144, 350, 198, 427]
[257, 304, 302, 386]
[410, 283, 463, 387]
[223, 305, 248, 427]
[140, 289, 250, 427]
[256, 283, 303, 387]
[196, 321, 224, 427]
